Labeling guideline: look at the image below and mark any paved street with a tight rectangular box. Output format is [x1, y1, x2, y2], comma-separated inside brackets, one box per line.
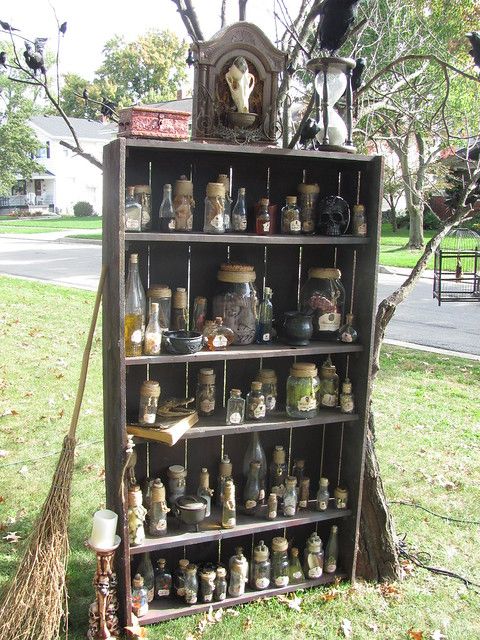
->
[0, 234, 478, 356]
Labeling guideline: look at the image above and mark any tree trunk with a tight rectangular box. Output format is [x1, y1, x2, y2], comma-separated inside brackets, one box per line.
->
[386, 194, 398, 232]
[407, 205, 424, 248]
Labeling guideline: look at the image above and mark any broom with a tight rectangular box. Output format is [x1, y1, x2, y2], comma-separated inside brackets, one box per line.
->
[0, 265, 107, 640]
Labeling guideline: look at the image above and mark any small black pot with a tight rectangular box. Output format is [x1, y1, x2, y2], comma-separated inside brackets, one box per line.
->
[162, 331, 204, 355]
[173, 495, 208, 532]
[283, 311, 313, 346]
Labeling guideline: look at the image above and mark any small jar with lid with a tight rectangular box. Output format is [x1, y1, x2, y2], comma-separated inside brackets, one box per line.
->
[196, 368, 216, 416]
[138, 380, 161, 426]
[221, 478, 236, 528]
[297, 182, 320, 234]
[174, 558, 190, 598]
[256, 197, 271, 235]
[226, 389, 245, 425]
[148, 478, 170, 537]
[289, 547, 305, 583]
[271, 537, 289, 587]
[254, 368, 277, 413]
[286, 362, 320, 418]
[298, 477, 310, 509]
[250, 540, 271, 590]
[267, 492, 278, 519]
[125, 186, 142, 231]
[184, 564, 198, 604]
[340, 378, 355, 414]
[352, 203, 367, 236]
[173, 175, 195, 231]
[281, 195, 301, 234]
[303, 532, 324, 579]
[300, 268, 345, 340]
[246, 381, 266, 420]
[131, 573, 148, 617]
[339, 313, 358, 343]
[213, 263, 257, 345]
[334, 486, 348, 509]
[134, 185, 152, 231]
[316, 477, 330, 511]
[171, 287, 188, 331]
[167, 464, 187, 506]
[319, 356, 339, 408]
[204, 182, 226, 233]
[217, 454, 233, 507]
[147, 284, 171, 330]
[283, 476, 298, 516]
[228, 549, 248, 596]
[214, 566, 227, 601]
[199, 565, 216, 603]
[217, 173, 232, 230]
[269, 445, 287, 498]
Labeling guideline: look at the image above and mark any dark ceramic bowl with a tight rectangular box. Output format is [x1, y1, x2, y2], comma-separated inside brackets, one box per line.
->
[173, 495, 208, 532]
[162, 331, 204, 355]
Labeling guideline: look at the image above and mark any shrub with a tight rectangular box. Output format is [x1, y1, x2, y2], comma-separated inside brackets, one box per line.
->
[73, 201, 94, 217]
[423, 209, 442, 230]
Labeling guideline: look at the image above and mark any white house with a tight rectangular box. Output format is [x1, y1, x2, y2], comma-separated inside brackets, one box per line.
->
[1, 115, 117, 215]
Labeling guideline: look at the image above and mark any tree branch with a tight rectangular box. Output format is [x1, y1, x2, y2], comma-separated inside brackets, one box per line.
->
[220, 0, 227, 28]
[239, 0, 248, 21]
[59, 140, 103, 170]
[171, 0, 204, 42]
[288, 92, 315, 148]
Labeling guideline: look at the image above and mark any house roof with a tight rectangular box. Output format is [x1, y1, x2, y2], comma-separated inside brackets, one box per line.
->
[148, 98, 193, 113]
[30, 115, 118, 141]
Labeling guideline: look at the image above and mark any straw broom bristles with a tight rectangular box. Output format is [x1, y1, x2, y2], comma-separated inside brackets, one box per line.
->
[0, 266, 107, 640]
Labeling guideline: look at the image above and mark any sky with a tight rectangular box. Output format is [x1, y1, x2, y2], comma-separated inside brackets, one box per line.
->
[1, 0, 302, 81]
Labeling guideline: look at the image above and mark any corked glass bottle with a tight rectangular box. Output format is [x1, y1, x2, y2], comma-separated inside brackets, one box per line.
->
[196, 368, 216, 417]
[214, 566, 227, 601]
[226, 389, 245, 425]
[319, 356, 339, 408]
[303, 532, 324, 579]
[339, 313, 358, 343]
[125, 253, 146, 357]
[250, 540, 271, 590]
[206, 317, 234, 351]
[173, 175, 194, 231]
[217, 173, 232, 231]
[297, 182, 320, 234]
[281, 195, 301, 234]
[244, 460, 262, 515]
[184, 564, 199, 604]
[197, 467, 213, 517]
[255, 197, 271, 235]
[125, 186, 142, 231]
[148, 478, 170, 537]
[298, 477, 310, 509]
[204, 182, 226, 233]
[171, 287, 188, 331]
[154, 558, 172, 598]
[144, 302, 162, 356]
[254, 368, 277, 412]
[138, 380, 160, 426]
[134, 184, 152, 231]
[340, 378, 355, 414]
[199, 565, 216, 603]
[271, 537, 289, 587]
[316, 477, 330, 511]
[136, 553, 154, 603]
[289, 547, 305, 583]
[282, 476, 298, 516]
[221, 479, 236, 529]
[324, 525, 339, 573]
[159, 183, 175, 232]
[131, 574, 148, 617]
[174, 558, 190, 599]
[232, 187, 247, 231]
[269, 445, 287, 498]
[246, 381, 266, 420]
[217, 454, 232, 507]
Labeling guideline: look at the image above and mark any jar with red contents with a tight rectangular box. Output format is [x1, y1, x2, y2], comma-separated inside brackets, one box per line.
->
[299, 268, 345, 340]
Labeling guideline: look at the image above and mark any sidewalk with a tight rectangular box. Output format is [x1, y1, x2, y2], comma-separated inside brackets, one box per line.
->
[379, 264, 435, 279]
[0, 229, 101, 244]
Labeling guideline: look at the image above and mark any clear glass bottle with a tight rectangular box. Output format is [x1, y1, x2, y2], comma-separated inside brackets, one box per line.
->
[125, 186, 142, 231]
[144, 302, 162, 355]
[167, 464, 187, 506]
[283, 476, 298, 516]
[226, 389, 245, 425]
[324, 525, 339, 573]
[267, 492, 278, 519]
[298, 477, 310, 509]
[297, 182, 320, 234]
[217, 173, 232, 231]
[271, 537, 289, 587]
[155, 558, 172, 598]
[204, 182, 226, 233]
[191, 296, 207, 332]
[148, 478, 170, 537]
[136, 553, 154, 603]
[281, 195, 301, 234]
[196, 368, 216, 417]
[213, 263, 258, 345]
[221, 478, 236, 529]
[199, 565, 216, 603]
[292, 459, 305, 488]
[254, 368, 277, 412]
[171, 287, 188, 331]
[202, 319, 216, 342]
[206, 316, 235, 351]
[174, 558, 189, 599]
[319, 356, 339, 408]
[316, 477, 330, 511]
[300, 267, 345, 341]
[159, 183, 176, 232]
[255, 197, 271, 235]
[339, 313, 358, 343]
[250, 540, 271, 590]
[125, 253, 146, 357]
[255, 287, 273, 344]
[269, 445, 287, 499]
[134, 185, 152, 231]
[228, 548, 248, 596]
[244, 460, 262, 515]
[197, 467, 213, 517]
[352, 203, 367, 236]
[131, 573, 148, 617]
[184, 564, 199, 604]
[232, 187, 247, 232]
[303, 532, 324, 579]
[242, 432, 267, 484]
[173, 175, 194, 231]
[289, 547, 305, 584]
[286, 362, 320, 418]
[147, 284, 171, 330]
[138, 380, 160, 426]
[334, 486, 348, 509]
[217, 454, 233, 507]
[214, 566, 227, 601]
[246, 381, 266, 420]
[340, 378, 355, 414]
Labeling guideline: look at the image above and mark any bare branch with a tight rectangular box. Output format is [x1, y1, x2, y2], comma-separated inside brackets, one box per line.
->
[59, 140, 103, 171]
[220, 0, 227, 28]
[239, 0, 248, 21]
[170, 0, 204, 42]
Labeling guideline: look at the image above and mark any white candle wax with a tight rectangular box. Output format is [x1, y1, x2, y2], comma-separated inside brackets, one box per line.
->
[90, 509, 118, 549]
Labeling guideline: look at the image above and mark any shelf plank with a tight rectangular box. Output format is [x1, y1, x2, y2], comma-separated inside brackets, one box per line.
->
[129, 504, 351, 555]
[125, 231, 370, 245]
[139, 573, 343, 624]
[131, 409, 358, 442]
[126, 342, 363, 366]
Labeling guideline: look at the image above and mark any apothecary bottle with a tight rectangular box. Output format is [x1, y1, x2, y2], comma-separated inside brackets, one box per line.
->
[254, 368, 277, 412]
[286, 362, 320, 418]
[339, 313, 358, 343]
[340, 378, 355, 414]
[221, 478, 236, 529]
[159, 183, 176, 232]
[155, 558, 172, 598]
[267, 492, 278, 519]
[217, 454, 233, 507]
[244, 460, 262, 515]
[131, 574, 148, 617]
[226, 389, 245, 425]
[137, 553, 154, 603]
[228, 548, 248, 596]
[255, 197, 271, 235]
[232, 187, 247, 231]
[125, 186, 142, 231]
[204, 182, 225, 233]
[299, 477, 310, 509]
[138, 380, 160, 426]
[206, 316, 234, 351]
[173, 175, 194, 231]
[199, 565, 216, 603]
[167, 464, 187, 506]
[197, 467, 213, 517]
[217, 173, 232, 230]
[300, 268, 345, 340]
[269, 445, 287, 498]
[316, 477, 330, 511]
[281, 195, 301, 234]
[255, 287, 273, 344]
[147, 284, 171, 330]
[196, 368, 216, 416]
[144, 302, 162, 356]
[283, 476, 298, 516]
[334, 486, 348, 509]
[134, 184, 151, 231]
[292, 459, 305, 487]
[213, 263, 257, 345]
[174, 558, 190, 598]
[297, 182, 320, 234]
[214, 566, 227, 601]
[303, 532, 324, 579]
[352, 203, 367, 236]
[184, 564, 198, 604]
[271, 537, 289, 587]
[242, 431, 267, 484]
[125, 253, 146, 357]
[325, 525, 339, 573]
[250, 540, 271, 590]
[192, 296, 207, 332]
[289, 547, 305, 583]
[171, 287, 188, 331]
[246, 381, 266, 420]
[319, 356, 339, 408]
[148, 478, 169, 536]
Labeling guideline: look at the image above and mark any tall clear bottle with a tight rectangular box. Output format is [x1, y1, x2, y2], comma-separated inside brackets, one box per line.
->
[242, 432, 267, 487]
[144, 302, 162, 356]
[125, 186, 142, 231]
[197, 467, 213, 517]
[232, 187, 248, 232]
[136, 552, 155, 603]
[159, 183, 176, 232]
[256, 287, 273, 344]
[243, 460, 262, 515]
[125, 253, 146, 357]
[217, 454, 233, 507]
[324, 525, 339, 573]
[217, 173, 232, 230]
[221, 479, 236, 529]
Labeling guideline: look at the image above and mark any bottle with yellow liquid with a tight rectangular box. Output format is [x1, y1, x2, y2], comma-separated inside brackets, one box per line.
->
[125, 253, 146, 356]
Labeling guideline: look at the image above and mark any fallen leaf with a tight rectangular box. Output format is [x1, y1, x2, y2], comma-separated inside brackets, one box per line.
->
[225, 608, 240, 617]
[214, 608, 223, 622]
[55, 373, 64, 379]
[407, 630, 424, 640]
[3, 531, 21, 543]
[197, 618, 208, 634]
[430, 632, 446, 640]
[0, 496, 5, 504]
[341, 618, 353, 638]
[24, 391, 33, 397]
[58, 409, 65, 418]
[98, 468, 106, 479]
[367, 622, 379, 633]
[6, 515, 16, 525]
[0, 449, 9, 458]
[243, 617, 253, 631]
[379, 583, 401, 599]
[277, 593, 302, 612]
[18, 465, 28, 477]
[1, 409, 19, 417]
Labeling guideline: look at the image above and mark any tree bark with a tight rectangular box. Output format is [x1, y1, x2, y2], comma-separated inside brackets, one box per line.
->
[239, 0, 247, 21]
[408, 205, 424, 249]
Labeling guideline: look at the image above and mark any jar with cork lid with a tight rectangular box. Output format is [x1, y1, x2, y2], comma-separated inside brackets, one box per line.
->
[171, 287, 188, 331]
[300, 267, 345, 340]
[352, 203, 367, 236]
[217, 173, 232, 230]
[167, 464, 187, 506]
[148, 478, 170, 536]
[196, 368, 216, 416]
[173, 175, 194, 231]
[297, 182, 320, 234]
[271, 536, 289, 587]
[138, 380, 161, 426]
[256, 197, 271, 235]
[134, 184, 152, 231]
[246, 381, 266, 420]
[250, 540, 271, 590]
[286, 362, 320, 418]
[125, 186, 142, 231]
[204, 182, 226, 233]
[147, 284, 171, 330]
[213, 263, 257, 345]
[319, 356, 339, 408]
[281, 195, 301, 234]
[254, 368, 278, 412]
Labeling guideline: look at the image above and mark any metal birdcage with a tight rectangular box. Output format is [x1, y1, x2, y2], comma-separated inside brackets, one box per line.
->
[433, 227, 480, 305]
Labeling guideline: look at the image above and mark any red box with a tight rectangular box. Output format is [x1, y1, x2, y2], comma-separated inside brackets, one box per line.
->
[118, 106, 190, 140]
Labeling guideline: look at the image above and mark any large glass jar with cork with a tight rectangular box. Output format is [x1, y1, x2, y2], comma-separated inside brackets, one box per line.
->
[147, 284, 171, 331]
[300, 268, 345, 340]
[297, 182, 320, 234]
[134, 185, 152, 231]
[213, 263, 257, 345]
[286, 362, 320, 418]
[173, 176, 194, 231]
[204, 182, 226, 233]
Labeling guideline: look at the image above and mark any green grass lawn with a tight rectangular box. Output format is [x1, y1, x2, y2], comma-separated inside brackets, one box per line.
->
[379, 225, 436, 270]
[0, 216, 102, 234]
[0, 276, 479, 639]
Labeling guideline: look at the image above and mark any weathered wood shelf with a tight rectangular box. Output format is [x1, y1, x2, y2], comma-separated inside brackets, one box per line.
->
[125, 231, 370, 245]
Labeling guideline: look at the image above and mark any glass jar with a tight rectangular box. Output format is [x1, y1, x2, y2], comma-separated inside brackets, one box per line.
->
[246, 381, 266, 420]
[159, 183, 175, 232]
[300, 268, 345, 340]
[286, 362, 320, 418]
[217, 173, 232, 230]
[131, 574, 148, 617]
[196, 368, 216, 416]
[147, 284, 171, 330]
[316, 477, 330, 511]
[199, 565, 216, 603]
[137, 552, 154, 603]
[289, 547, 305, 583]
[269, 445, 287, 498]
[174, 558, 190, 598]
[171, 287, 188, 331]
[244, 460, 262, 515]
[144, 302, 162, 356]
[267, 492, 278, 519]
[226, 389, 245, 425]
[173, 175, 194, 231]
[184, 564, 198, 604]
[271, 537, 289, 587]
[134, 185, 152, 231]
[155, 558, 172, 598]
[340, 378, 355, 414]
[197, 467, 213, 517]
[148, 478, 169, 537]
[232, 187, 247, 232]
[125, 186, 142, 231]
[319, 356, 339, 408]
[214, 566, 227, 601]
[228, 548, 249, 596]
[138, 380, 160, 426]
[283, 476, 298, 516]
[221, 478, 236, 528]
[256, 197, 271, 235]
[334, 486, 348, 509]
[191, 296, 207, 332]
[303, 532, 324, 579]
[292, 459, 305, 487]
[339, 312, 358, 343]
[217, 454, 233, 507]
[254, 368, 277, 412]
[297, 182, 320, 234]
[167, 464, 187, 506]
[202, 319, 216, 341]
[213, 263, 257, 345]
[206, 316, 235, 351]
[352, 203, 367, 237]
[204, 182, 226, 233]
[250, 540, 271, 590]
[281, 196, 301, 234]
[298, 477, 310, 509]
[325, 525, 338, 573]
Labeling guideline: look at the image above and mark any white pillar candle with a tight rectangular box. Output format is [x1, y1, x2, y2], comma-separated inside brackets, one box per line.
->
[90, 509, 118, 549]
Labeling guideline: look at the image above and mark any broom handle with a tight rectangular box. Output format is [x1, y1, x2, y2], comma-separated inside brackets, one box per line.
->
[68, 265, 108, 439]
